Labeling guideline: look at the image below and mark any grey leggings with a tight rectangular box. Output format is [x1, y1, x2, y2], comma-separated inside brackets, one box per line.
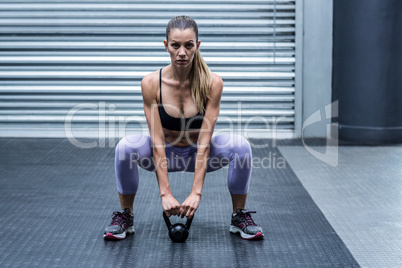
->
[115, 134, 252, 195]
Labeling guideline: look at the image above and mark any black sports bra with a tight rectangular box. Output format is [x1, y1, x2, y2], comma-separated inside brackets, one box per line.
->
[158, 68, 205, 131]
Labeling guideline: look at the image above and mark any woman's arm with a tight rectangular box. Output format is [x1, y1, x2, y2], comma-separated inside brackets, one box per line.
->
[141, 73, 181, 217]
[180, 73, 224, 218]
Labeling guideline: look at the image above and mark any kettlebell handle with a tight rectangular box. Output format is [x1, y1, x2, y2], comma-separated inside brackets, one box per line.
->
[185, 215, 193, 230]
[162, 211, 194, 230]
[162, 211, 172, 229]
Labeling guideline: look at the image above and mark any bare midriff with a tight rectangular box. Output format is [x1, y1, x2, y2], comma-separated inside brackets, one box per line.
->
[163, 128, 200, 147]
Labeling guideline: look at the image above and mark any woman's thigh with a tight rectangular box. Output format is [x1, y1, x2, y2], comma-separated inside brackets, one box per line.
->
[184, 134, 249, 173]
[116, 134, 155, 171]
[119, 134, 249, 173]
[119, 135, 196, 173]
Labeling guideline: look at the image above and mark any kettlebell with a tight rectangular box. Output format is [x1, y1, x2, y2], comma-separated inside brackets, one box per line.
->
[163, 211, 193, 243]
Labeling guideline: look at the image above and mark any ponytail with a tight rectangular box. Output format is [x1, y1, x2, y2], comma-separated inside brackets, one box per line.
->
[189, 49, 212, 114]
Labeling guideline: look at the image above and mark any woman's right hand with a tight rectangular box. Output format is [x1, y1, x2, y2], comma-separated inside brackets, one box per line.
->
[161, 193, 181, 217]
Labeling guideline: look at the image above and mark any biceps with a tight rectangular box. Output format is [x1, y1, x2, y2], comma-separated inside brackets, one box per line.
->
[143, 103, 157, 127]
[198, 111, 219, 146]
[144, 103, 165, 146]
[204, 100, 220, 129]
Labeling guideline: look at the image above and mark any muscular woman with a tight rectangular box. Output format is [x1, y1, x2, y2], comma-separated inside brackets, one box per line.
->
[104, 15, 264, 240]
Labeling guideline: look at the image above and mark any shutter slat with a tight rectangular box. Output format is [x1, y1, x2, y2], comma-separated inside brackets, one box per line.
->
[0, 41, 295, 49]
[0, 19, 296, 26]
[0, 3, 295, 11]
[0, 11, 296, 19]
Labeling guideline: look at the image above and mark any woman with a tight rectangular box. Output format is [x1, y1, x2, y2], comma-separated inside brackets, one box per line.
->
[104, 16, 263, 240]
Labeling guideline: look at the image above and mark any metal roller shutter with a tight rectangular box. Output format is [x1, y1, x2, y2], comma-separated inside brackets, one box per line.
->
[0, 0, 297, 140]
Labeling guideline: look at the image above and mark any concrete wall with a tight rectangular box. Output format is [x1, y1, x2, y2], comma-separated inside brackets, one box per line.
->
[301, 0, 334, 138]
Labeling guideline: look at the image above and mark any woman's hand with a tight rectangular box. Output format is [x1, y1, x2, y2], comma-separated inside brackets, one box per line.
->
[161, 193, 181, 217]
[180, 192, 201, 219]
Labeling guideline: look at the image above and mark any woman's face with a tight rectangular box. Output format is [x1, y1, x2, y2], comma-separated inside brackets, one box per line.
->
[164, 28, 201, 68]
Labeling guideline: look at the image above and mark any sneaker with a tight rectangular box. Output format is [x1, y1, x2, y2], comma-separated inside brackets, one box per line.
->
[103, 208, 135, 240]
[230, 209, 264, 240]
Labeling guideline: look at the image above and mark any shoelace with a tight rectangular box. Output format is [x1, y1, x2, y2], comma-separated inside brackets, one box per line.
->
[110, 211, 128, 225]
[239, 211, 257, 226]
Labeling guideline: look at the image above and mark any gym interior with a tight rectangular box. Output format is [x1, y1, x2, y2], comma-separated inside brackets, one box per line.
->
[1, 1, 401, 267]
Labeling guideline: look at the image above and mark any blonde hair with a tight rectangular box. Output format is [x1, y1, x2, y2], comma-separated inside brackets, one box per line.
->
[166, 15, 212, 114]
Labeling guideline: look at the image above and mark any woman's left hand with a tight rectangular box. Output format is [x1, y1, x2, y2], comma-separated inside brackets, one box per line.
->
[180, 192, 201, 219]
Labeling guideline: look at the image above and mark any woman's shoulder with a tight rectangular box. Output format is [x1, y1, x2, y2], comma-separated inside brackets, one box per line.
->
[210, 72, 223, 92]
[211, 72, 223, 83]
[141, 69, 160, 89]
[140, 69, 161, 101]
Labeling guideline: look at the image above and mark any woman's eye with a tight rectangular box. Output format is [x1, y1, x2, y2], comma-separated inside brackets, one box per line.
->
[170, 43, 193, 49]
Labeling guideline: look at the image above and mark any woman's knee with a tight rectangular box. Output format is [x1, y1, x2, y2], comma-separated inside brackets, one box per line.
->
[115, 134, 151, 161]
[232, 134, 252, 156]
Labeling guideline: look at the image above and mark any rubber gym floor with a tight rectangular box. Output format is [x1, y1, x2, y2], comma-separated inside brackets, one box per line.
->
[1, 138, 401, 267]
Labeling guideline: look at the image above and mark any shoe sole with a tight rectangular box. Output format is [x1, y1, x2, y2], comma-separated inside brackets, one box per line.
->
[230, 225, 264, 240]
[103, 226, 135, 240]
